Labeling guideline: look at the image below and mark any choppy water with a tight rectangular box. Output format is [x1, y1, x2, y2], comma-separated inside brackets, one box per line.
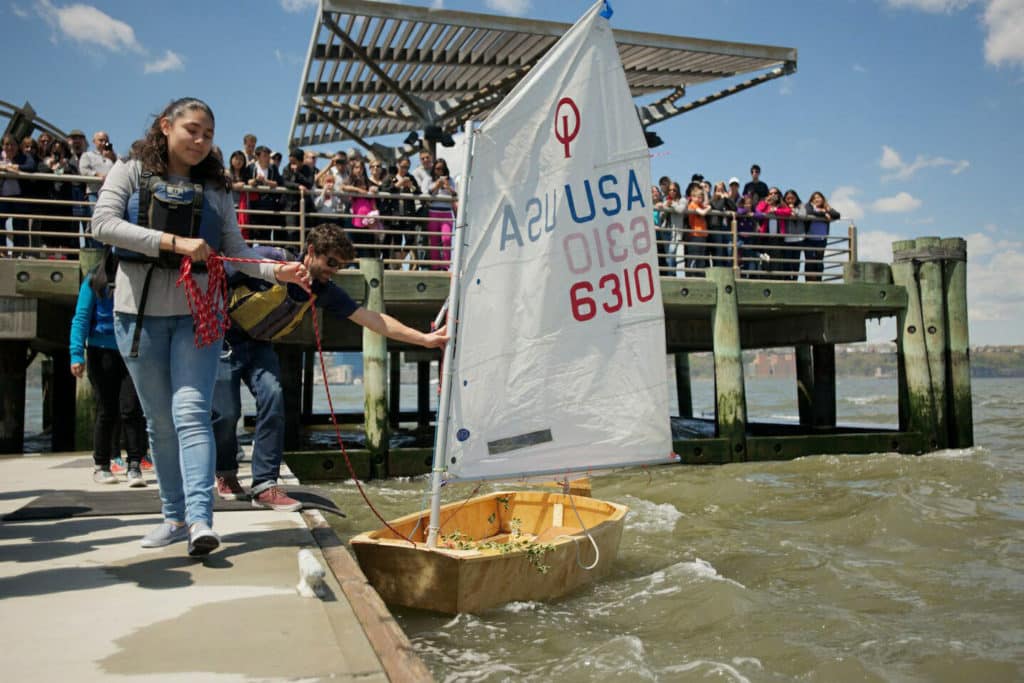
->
[323, 377, 1024, 682]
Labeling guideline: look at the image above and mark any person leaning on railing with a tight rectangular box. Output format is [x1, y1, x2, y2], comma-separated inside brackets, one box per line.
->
[38, 139, 80, 254]
[779, 189, 806, 281]
[708, 181, 736, 268]
[1, 133, 36, 256]
[803, 191, 840, 282]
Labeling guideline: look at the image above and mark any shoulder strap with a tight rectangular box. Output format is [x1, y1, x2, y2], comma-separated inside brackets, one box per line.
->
[137, 170, 154, 228]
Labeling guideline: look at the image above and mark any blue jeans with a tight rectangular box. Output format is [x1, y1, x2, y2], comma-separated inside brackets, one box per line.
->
[115, 313, 220, 526]
[211, 337, 285, 489]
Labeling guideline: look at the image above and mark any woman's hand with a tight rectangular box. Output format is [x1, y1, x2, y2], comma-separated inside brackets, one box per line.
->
[70, 363, 84, 378]
[173, 236, 212, 262]
[274, 261, 312, 292]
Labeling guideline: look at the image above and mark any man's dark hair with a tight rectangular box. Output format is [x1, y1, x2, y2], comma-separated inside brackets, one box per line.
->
[306, 223, 355, 261]
[658, 175, 671, 185]
[254, 145, 271, 156]
[750, 164, 761, 173]
[288, 148, 303, 162]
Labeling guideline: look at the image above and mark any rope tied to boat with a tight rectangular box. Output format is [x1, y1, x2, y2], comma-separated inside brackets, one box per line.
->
[177, 253, 414, 544]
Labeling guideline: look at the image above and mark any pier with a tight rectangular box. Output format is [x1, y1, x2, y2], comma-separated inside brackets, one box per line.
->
[0, 219, 973, 476]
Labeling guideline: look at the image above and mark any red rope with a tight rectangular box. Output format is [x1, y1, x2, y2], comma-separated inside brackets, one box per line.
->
[182, 254, 418, 544]
[176, 255, 230, 349]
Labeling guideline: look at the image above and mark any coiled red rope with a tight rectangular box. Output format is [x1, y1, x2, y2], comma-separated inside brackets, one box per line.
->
[178, 254, 414, 544]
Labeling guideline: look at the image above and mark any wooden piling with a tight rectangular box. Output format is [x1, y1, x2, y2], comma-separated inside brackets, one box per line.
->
[417, 360, 431, 431]
[941, 237, 973, 448]
[360, 258, 389, 475]
[674, 353, 693, 418]
[707, 268, 747, 461]
[812, 344, 837, 429]
[0, 341, 28, 454]
[915, 236, 949, 449]
[49, 349, 76, 452]
[892, 240, 938, 448]
[796, 344, 813, 427]
[389, 351, 401, 429]
[278, 346, 304, 451]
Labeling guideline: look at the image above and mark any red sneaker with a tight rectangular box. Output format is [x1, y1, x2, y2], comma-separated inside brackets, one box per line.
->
[216, 473, 248, 501]
[251, 486, 302, 512]
[140, 455, 154, 471]
[109, 457, 127, 474]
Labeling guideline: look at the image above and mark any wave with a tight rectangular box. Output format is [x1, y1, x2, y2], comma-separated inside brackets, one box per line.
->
[622, 497, 684, 533]
[843, 395, 892, 406]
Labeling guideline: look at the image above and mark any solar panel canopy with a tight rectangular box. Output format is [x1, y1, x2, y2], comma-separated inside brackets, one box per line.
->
[289, 0, 797, 152]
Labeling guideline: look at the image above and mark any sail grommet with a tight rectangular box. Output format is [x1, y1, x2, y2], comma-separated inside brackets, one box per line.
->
[456, 428, 470, 442]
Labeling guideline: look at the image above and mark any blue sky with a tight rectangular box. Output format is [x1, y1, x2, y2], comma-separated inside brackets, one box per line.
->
[4, 0, 1022, 345]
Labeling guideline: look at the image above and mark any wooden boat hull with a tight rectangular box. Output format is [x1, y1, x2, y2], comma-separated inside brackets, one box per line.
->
[349, 490, 628, 614]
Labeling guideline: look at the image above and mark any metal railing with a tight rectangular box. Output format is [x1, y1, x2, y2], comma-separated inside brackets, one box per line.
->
[2, 170, 856, 280]
[655, 209, 856, 282]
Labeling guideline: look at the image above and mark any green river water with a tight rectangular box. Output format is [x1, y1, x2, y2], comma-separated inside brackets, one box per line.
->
[323, 376, 1023, 682]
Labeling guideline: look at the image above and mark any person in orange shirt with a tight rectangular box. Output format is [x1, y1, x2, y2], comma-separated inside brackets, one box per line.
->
[684, 186, 711, 274]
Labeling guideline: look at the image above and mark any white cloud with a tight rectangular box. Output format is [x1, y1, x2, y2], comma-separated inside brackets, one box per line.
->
[871, 192, 923, 213]
[36, 0, 143, 53]
[830, 186, 865, 221]
[485, 0, 531, 15]
[144, 49, 183, 74]
[32, 1, 185, 73]
[983, 0, 1024, 67]
[852, 229, 905, 263]
[853, 63, 867, 73]
[886, 0, 1024, 69]
[884, 0, 974, 11]
[878, 145, 970, 181]
[11, 3, 29, 18]
[967, 247, 1024, 322]
[280, 0, 317, 12]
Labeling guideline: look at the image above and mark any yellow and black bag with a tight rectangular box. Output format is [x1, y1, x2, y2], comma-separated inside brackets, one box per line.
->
[228, 282, 312, 341]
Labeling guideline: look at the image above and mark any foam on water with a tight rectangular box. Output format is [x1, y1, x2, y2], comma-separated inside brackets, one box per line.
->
[844, 394, 892, 405]
[621, 496, 684, 533]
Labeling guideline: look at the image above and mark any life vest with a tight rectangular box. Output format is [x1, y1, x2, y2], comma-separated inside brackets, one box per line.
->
[117, 168, 224, 357]
[227, 279, 311, 342]
[117, 170, 223, 271]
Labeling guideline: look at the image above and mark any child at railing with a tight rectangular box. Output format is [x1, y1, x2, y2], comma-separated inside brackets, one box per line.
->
[804, 191, 841, 282]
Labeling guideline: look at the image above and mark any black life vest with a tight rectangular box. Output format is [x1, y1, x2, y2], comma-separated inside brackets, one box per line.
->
[117, 171, 223, 271]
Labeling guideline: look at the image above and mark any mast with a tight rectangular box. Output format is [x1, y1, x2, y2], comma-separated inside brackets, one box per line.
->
[426, 121, 476, 549]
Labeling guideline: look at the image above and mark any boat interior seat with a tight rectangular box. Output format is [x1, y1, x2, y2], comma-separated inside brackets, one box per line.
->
[533, 526, 584, 543]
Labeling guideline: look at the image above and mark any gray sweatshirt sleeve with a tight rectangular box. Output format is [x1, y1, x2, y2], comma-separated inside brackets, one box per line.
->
[91, 160, 164, 257]
[214, 189, 279, 282]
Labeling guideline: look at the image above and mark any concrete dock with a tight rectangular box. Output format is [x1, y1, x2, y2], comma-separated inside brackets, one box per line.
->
[0, 452, 431, 682]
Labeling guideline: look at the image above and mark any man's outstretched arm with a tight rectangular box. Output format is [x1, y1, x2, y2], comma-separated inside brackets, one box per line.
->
[348, 307, 448, 349]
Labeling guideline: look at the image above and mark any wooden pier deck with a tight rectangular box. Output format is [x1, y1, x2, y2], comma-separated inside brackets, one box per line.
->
[0, 236, 973, 477]
[0, 452, 430, 682]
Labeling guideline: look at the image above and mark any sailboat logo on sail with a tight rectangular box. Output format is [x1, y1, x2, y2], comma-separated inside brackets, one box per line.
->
[554, 96, 581, 158]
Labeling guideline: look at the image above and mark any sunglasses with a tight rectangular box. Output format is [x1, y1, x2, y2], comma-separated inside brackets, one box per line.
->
[326, 256, 344, 269]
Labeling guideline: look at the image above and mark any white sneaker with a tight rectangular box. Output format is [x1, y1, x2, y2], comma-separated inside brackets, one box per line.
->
[93, 467, 118, 485]
[126, 467, 146, 488]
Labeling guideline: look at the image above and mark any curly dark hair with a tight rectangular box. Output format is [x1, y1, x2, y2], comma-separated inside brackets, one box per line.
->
[128, 97, 227, 190]
[306, 223, 355, 261]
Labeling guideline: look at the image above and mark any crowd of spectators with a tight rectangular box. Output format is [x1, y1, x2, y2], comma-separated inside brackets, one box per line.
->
[220, 134, 456, 269]
[652, 164, 842, 282]
[3, 129, 842, 280]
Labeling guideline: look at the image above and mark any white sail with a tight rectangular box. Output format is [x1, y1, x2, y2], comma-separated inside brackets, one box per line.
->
[444, 0, 673, 481]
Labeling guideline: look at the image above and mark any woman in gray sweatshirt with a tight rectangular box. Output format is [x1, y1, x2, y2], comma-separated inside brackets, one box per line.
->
[91, 97, 309, 556]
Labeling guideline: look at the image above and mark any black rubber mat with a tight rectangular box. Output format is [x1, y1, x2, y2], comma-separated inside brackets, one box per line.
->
[2, 486, 345, 522]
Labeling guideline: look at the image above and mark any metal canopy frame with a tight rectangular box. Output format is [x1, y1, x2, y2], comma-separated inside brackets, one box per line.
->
[288, 0, 797, 154]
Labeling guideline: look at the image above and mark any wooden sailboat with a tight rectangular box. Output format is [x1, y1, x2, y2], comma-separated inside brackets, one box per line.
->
[350, 0, 675, 613]
[350, 491, 627, 614]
